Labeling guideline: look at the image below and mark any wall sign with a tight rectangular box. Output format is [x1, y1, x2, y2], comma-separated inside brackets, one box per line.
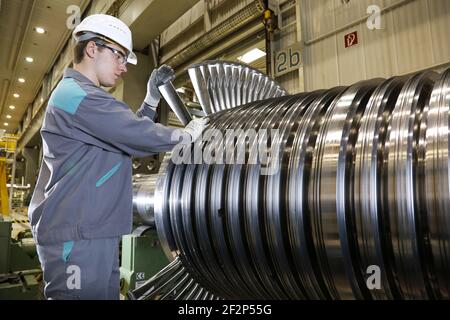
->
[273, 42, 302, 77]
[344, 31, 358, 48]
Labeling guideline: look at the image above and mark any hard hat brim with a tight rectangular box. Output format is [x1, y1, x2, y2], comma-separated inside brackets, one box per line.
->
[127, 51, 137, 65]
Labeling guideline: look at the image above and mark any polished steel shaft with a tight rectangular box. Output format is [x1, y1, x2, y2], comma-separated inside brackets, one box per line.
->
[158, 82, 193, 126]
[132, 175, 158, 227]
[152, 69, 450, 299]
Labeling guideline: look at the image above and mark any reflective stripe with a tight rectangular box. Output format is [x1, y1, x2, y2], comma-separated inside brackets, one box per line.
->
[48, 78, 87, 115]
[62, 241, 74, 262]
[96, 162, 122, 187]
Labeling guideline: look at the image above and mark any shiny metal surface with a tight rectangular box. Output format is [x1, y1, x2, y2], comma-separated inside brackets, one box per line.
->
[386, 71, 439, 299]
[153, 153, 180, 261]
[127, 256, 220, 300]
[147, 68, 450, 299]
[188, 61, 288, 115]
[158, 82, 193, 126]
[132, 175, 158, 227]
[353, 76, 408, 299]
[425, 69, 450, 299]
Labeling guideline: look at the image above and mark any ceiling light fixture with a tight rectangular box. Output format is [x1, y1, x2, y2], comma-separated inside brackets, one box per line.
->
[25, 57, 34, 63]
[35, 27, 46, 34]
[18, 78, 25, 83]
[9, 106, 15, 110]
[237, 48, 266, 64]
[6, 115, 11, 119]
[4, 123, 8, 126]
[13, 93, 20, 98]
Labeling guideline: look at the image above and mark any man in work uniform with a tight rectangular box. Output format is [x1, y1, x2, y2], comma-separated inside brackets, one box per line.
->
[28, 14, 207, 299]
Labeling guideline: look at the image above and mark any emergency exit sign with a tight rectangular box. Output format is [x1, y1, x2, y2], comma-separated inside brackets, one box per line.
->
[344, 31, 358, 48]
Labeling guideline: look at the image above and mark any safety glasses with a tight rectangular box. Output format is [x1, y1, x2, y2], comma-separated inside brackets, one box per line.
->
[94, 41, 128, 65]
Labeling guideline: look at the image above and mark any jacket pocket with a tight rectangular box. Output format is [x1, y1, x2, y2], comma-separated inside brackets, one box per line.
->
[95, 161, 122, 188]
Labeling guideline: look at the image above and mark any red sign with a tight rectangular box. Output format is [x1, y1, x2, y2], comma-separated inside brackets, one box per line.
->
[344, 31, 358, 48]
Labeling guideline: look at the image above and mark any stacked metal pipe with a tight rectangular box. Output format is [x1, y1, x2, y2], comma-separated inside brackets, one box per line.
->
[130, 155, 220, 300]
[152, 68, 450, 299]
[188, 60, 287, 115]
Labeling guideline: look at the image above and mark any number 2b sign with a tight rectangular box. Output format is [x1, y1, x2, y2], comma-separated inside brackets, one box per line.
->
[273, 42, 302, 77]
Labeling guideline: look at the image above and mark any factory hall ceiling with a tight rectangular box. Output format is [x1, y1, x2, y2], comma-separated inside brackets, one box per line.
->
[0, 0, 89, 134]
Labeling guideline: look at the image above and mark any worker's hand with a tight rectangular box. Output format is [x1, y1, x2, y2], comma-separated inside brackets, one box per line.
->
[144, 64, 176, 107]
[182, 117, 210, 143]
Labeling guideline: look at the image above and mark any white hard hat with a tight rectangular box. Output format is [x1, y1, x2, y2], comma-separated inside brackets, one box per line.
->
[73, 14, 137, 65]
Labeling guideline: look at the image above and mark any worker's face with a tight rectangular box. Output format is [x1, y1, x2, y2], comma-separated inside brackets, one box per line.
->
[94, 41, 128, 87]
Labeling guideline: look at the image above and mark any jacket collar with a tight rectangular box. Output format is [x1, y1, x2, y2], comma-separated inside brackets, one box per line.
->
[63, 67, 97, 86]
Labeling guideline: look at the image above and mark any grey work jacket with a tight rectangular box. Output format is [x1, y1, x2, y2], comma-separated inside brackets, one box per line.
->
[29, 68, 182, 245]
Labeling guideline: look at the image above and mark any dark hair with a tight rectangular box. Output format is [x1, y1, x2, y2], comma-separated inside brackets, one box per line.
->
[73, 39, 104, 64]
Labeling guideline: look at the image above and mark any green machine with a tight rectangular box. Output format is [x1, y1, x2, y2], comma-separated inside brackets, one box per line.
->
[0, 219, 42, 299]
[120, 226, 169, 296]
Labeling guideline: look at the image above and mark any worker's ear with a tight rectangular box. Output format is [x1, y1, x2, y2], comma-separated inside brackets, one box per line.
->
[85, 40, 97, 60]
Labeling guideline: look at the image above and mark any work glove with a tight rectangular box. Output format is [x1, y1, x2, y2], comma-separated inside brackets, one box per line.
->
[144, 64, 176, 107]
[181, 117, 210, 143]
